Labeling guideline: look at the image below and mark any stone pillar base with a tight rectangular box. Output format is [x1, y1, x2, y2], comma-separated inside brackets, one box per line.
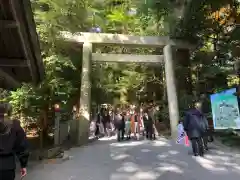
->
[76, 117, 90, 146]
[69, 120, 77, 144]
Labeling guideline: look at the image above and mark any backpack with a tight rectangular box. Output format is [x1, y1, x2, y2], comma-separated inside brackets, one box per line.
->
[114, 114, 122, 125]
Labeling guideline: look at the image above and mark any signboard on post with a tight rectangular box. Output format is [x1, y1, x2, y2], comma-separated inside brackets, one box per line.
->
[210, 88, 240, 129]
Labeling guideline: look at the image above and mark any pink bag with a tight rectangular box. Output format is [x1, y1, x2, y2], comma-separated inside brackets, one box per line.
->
[184, 134, 189, 147]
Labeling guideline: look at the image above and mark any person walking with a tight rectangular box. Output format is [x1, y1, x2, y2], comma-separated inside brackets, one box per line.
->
[130, 109, 140, 140]
[102, 111, 111, 137]
[143, 111, 154, 140]
[124, 111, 131, 140]
[0, 104, 29, 180]
[114, 109, 125, 141]
[94, 112, 102, 138]
[183, 102, 208, 156]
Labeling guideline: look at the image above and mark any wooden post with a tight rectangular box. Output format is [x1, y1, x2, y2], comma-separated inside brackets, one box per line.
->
[77, 42, 92, 145]
[163, 44, 179, 139]
[54, 112, 60, 145]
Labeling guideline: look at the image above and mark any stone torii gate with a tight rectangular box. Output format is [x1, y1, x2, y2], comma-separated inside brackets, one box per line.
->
[62, 32, 193, 144]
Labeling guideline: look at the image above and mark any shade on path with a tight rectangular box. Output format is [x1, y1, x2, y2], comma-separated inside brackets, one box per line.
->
[22, 136, 240, 180]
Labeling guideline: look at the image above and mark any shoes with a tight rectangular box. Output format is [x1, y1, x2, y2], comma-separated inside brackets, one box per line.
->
[193, 152, 204, 157]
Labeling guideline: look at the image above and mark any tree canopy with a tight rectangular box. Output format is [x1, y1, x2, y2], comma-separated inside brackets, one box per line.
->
[3, 0, 239, 130]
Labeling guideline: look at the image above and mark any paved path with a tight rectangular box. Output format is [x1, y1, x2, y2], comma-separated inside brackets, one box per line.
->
[23, 137, 240, 180]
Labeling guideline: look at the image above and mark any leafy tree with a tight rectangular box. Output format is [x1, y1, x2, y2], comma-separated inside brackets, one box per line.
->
[9, 54, 77, 147]
[7, 0, 240, 143]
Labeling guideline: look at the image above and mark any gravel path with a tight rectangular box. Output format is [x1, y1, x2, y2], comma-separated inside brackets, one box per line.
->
[21, 136, 240, 180]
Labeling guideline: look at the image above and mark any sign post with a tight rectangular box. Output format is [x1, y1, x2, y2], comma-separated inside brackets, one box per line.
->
[210, 88, 240, 129]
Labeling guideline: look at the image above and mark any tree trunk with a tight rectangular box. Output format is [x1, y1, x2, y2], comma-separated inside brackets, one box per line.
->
[175, 48, 193, 95]
[39, 107, 49, 149]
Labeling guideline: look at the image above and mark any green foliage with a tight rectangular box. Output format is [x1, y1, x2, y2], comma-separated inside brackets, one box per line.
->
[9, 55, 77, 118]
[0, 88, 9, 103]
[5, 0, 240, 128]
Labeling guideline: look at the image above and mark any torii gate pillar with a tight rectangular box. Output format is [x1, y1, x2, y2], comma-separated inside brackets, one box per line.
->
[164, 45, 179, 139]
[77, 42, 92, 145]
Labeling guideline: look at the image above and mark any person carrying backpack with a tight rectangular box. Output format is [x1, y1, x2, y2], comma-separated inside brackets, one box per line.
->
[183, 102, 208, 156]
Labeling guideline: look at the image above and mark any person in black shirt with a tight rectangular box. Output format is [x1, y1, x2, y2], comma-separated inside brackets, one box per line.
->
[102, 111, 111, 137]
[143, 111, 154, 140]
[0, 104, 29, 180]
[114, 110, 125, 141]
[95, 112, 101, 138]
[183, 102, 208, 156]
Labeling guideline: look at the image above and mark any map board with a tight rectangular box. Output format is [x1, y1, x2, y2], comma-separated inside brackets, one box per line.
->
[210, 88, 240, 129]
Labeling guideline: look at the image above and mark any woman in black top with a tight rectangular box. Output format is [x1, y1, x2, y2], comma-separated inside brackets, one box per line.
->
[102, 111, 111, 137]
[95, 113, 101, 137]
[0, 104, 29, 180]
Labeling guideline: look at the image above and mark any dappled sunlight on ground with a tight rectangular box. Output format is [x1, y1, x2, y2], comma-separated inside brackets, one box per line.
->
[194, 156, 228, 172]
[111, 140, 145, 147]
[98, 136, 117, 141]
[22, 136, 240, 180]
[195, 149, 240, 175]
[140, 148, 151, 153]
[111, 153, 130, 161]
[155, 163, 184, 173]
[152, 139, 171, 147]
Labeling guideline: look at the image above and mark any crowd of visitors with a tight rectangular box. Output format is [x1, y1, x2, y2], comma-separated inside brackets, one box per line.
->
[90, 103, 159, 141]
[90, 100, 212, 157]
